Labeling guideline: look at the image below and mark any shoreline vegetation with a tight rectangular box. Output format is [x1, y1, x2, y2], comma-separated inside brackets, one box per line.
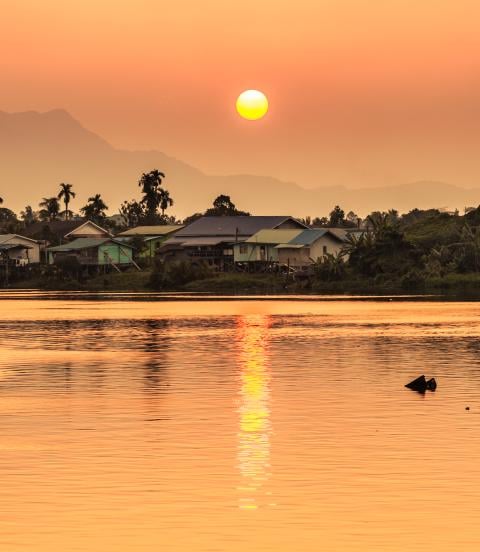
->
[4, 171, 480, 297]
[8, 269, 480, 297]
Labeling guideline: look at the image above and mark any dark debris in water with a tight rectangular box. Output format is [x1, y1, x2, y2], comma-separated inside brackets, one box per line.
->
[405, 375, 437, 394]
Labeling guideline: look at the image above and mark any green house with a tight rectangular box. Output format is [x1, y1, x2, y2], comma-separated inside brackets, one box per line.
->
[233, 229, 304, 264]
[47, 238, 134, 267]
[115, 225, 184, 261]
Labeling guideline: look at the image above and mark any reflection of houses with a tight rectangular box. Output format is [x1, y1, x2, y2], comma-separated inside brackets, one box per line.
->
[160, 216, 307, 269]
[115, 225, 183, 261]
[0, 234, 41, 264]
[276, 229, 346, 270]
[47, 238, 135, 270]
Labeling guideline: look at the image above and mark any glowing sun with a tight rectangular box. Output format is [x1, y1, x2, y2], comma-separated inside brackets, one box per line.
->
[236, 90, 269, 121]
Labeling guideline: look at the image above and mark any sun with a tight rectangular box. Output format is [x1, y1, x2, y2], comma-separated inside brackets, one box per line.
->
[236, 90, 269, 121]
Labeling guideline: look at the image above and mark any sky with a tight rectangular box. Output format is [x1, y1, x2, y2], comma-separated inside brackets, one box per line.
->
[1, 0, 480, 189]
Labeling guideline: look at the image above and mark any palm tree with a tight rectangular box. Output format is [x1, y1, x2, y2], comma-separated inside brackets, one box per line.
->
[138, 170, 170, 222]
[80, 194, 108, 224]
[58, 183, 76, 220]
[39, 197, 60, 222]
[159, 188, 173, 216]
[20, 205, 37, 225]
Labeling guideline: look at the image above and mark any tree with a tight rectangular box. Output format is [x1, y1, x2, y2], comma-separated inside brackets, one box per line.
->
[39, 197, 60, 222]
[137, 169, 174, 223]
[329, 205, 345, 227]
[205, 195, 250, 216]
[183, 212, 203, 225]
[346, 211, 361, 228]
[80, 194, 108, 225]
[119, 199, 147, 228]
[159, 188, 173, 216]
[20, 206, 38, 225]
[58, 183, 76, 220]
[0, 207, 17, 226]
[312, 216, 329, 227]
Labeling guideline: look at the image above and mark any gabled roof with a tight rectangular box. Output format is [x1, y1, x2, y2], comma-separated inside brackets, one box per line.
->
[175, 216, 307, 237]
[288, 228, 345, 245]
[48, 237, 133, 252]
[245, 229, 304, 244]
[0, 233, 39, 245]
[64, 220, 111, 238]
[117, 225, 184, 237]
[22, 220, 87, 239]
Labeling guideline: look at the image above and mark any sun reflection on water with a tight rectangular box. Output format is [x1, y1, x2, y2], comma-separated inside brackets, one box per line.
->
[236, 314, 273, 510]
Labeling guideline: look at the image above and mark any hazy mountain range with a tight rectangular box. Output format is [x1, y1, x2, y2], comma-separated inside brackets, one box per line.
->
[1, 109, 479, 219]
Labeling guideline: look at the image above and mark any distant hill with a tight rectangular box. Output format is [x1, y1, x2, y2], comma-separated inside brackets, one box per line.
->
[1, 109, 479, 218]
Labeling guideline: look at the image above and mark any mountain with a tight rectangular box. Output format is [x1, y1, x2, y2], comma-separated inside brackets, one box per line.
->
[1, 109, 479, 218]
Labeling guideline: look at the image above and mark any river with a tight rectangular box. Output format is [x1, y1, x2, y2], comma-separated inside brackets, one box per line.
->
[1, 291, 480, 551]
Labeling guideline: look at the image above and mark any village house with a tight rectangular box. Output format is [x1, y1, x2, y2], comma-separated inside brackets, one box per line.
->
[23, 219, 112, 244]
[115, 225, 183, 261]
[0, 234, 41, 265]
[276, 229, 346, 269]
[160, 216, 307, 269]
[22, 220, 112, 263]
[47, 238, 135, 271]
[233, 229, 304, 268]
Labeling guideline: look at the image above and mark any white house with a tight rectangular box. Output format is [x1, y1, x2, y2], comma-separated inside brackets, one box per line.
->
[0, 234, 41, 264]
[276, 229, 346, 269]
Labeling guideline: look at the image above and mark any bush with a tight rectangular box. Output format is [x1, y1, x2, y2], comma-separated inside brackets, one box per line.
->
[401, 269, 425, 290]
[149, 259, 212, 289]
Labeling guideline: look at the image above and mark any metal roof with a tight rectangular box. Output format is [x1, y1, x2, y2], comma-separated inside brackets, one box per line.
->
[288, 229, 345, 245]
[0, 233, 39, 245]
[275, 244, 304, 249]
[117, 225, 184, 237]
[48, 237, 134, 252]
[174, 216, 306, 237]
[245, 229, 304, 244]
[64, 220, 111, 238]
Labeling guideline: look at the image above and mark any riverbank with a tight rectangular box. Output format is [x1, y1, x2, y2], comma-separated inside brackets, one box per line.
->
[7, 269, 480, 296]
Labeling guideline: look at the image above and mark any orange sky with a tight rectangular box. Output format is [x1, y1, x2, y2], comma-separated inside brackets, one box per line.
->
[1, 0, 480, 189]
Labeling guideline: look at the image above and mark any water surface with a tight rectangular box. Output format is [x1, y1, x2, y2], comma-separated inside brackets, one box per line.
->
[1, 292, 480, 551]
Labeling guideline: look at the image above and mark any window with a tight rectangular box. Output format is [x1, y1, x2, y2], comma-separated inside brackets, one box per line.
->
[323, 245, 328, 254]
[239, 244, 248, 254]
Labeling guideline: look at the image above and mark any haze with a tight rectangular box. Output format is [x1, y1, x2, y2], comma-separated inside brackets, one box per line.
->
[2, 0, 480, 196]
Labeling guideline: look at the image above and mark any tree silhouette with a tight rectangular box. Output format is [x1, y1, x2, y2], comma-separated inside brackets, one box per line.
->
[120, 199, 147, 228]
[205, 195, 250, 216]
[329, 205, 345, 227]
[58, 183, 76, 220]
[80, 194, 108, 225]
[159, 188, 174, 216]
[138, 170, 173, 223]
[39, 197, 60, 222]
[20, 205, 37, 225]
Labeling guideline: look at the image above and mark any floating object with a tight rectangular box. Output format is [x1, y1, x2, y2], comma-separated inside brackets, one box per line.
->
[405, 375, 428, 393]
[405, 375, 438, 393]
